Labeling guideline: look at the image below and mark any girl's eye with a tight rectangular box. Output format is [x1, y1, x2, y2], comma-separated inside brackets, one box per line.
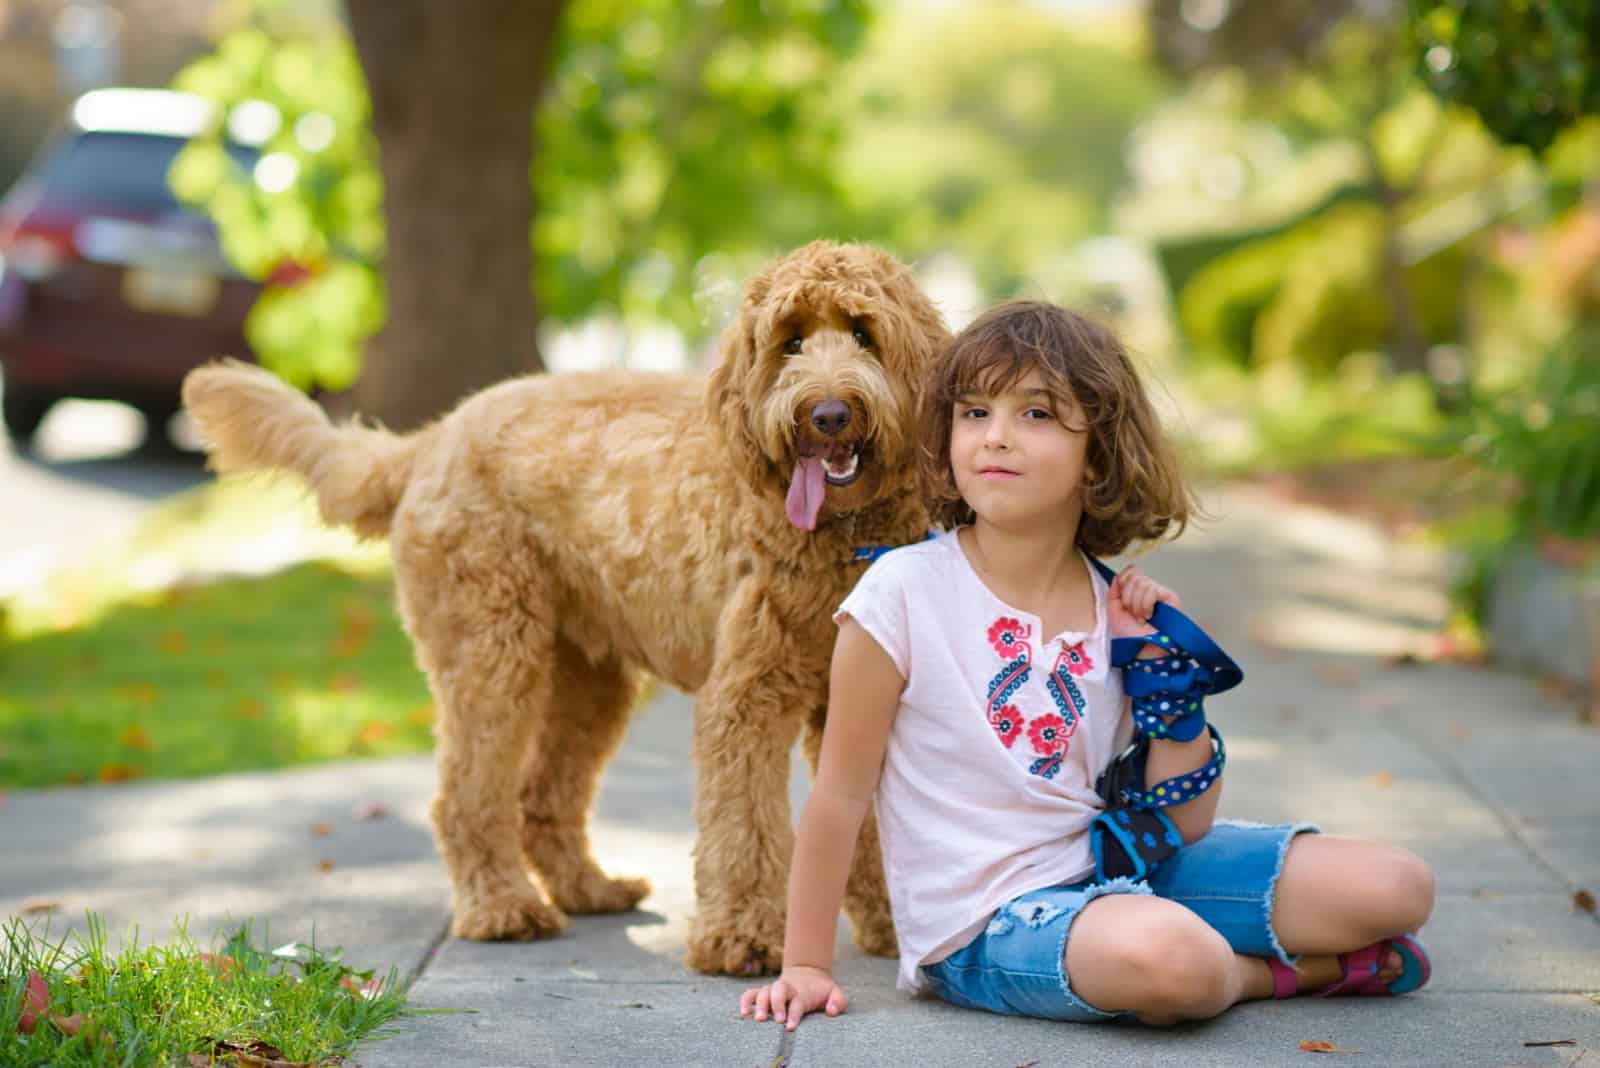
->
[958, 406, 988, 419]
[1025, 407, 1054, 420]
[852, 326, 873, 350]
[783, 336, 804, 355]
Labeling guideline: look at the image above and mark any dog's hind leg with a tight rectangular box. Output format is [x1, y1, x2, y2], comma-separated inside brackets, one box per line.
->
[401, 537, 569, 942]
[519, 636, 651, 914]
[801, 711, 898, 959]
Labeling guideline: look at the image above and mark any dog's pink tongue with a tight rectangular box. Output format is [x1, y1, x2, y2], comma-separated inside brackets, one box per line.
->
[786, 457, 826, 530]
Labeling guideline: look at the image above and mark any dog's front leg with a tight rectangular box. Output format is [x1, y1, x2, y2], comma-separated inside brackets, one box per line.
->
[684, 583, 816, 977]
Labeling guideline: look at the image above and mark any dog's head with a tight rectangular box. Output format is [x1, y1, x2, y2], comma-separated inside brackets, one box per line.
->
[706, 241, 950, 530]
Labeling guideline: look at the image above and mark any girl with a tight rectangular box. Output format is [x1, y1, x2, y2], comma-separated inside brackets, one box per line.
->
[739, 301, 1434, 1030]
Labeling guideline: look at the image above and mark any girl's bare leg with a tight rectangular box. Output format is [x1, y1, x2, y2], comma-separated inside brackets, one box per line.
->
[1066, 834, 1433, 1026]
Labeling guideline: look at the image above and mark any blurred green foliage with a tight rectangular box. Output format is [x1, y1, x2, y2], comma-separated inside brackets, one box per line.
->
[1455, 330, 1600, 542]
[1411, 0, 1600, 152]
[836, 3, 1162, 296]
[169, 0, 871, 389]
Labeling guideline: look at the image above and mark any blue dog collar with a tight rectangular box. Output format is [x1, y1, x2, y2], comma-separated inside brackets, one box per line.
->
[854, 530, 938, 564]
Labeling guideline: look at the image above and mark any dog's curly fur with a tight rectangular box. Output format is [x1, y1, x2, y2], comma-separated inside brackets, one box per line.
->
[181, 241, 950, 975]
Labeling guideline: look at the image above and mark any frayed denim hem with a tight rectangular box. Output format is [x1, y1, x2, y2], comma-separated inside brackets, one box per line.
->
[1244, 819, 1323, 966]
[1051, 875, 1151, 1020]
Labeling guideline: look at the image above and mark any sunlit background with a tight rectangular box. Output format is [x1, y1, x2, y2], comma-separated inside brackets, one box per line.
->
[1, 0, 1597, 787]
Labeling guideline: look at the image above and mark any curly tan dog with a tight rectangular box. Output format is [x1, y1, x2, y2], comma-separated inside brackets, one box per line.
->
[181, 241, 950, 975]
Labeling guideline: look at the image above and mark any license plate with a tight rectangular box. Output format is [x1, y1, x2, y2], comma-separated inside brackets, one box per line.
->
[122, 267, 219, 318]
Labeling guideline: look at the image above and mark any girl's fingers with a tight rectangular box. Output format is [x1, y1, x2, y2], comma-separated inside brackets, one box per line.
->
[826, 987, 848, 1016]
[739, 988, 756, 1016]
[754, 987, 771, 1021]
[771, 982, 790, 1024]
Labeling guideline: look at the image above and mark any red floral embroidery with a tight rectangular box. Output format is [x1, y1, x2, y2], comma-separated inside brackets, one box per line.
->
[989, 704, 1023, 748]
[1027, 714, 1069, 756]
[987, 617, 1032, 658]
[1062, 642, 1094, 677]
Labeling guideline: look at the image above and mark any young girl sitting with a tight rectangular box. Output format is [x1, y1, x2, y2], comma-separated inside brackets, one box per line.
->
[739, 301, 1434, 1030]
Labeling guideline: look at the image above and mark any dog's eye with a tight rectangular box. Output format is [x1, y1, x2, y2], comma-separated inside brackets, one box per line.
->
[852, 327, 873, 350]
[783, 336, 804, 355]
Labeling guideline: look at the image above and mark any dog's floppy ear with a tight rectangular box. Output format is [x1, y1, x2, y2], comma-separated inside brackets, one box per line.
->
[705, 292, 775, 495]
[868, 249, 951, 432]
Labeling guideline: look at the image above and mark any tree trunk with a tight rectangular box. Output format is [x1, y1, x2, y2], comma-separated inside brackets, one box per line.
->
[343, 0, 566, 431]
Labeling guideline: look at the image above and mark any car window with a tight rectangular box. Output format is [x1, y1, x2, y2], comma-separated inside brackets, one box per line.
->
[36, 131, 257, 213]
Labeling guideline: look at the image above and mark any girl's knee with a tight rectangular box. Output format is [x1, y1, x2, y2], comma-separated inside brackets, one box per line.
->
[1068, 901, 1235, 1019]
[1380, 848, 1435, 932]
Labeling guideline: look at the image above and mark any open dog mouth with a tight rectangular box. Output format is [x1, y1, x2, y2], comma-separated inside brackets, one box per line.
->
[786, 440, 867, 530]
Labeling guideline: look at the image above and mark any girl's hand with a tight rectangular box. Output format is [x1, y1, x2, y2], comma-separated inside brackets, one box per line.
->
[1108, 565, 1181, 639]
[739, 965, 848, 1031]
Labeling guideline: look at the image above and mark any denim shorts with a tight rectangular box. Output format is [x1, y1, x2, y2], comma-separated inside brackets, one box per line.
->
[920, 819, 1320, 1022]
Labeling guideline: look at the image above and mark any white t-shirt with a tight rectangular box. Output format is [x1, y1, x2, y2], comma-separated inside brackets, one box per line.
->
[835, 529, 1134, 993]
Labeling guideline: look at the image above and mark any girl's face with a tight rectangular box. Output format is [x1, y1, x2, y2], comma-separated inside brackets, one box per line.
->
[950, 368, 1090, 531]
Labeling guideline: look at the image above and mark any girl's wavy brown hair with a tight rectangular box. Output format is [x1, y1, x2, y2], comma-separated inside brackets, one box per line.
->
[921, 300, 1196, 557]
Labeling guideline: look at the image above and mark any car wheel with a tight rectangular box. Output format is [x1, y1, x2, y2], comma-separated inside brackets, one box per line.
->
[2, 384, 56, 449]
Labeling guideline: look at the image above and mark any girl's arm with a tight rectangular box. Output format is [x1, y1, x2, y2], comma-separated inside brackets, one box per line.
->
[1109, 567, 1222, 844]
[1141, 729, 1222, 844]
[740, 617, 903, 1030]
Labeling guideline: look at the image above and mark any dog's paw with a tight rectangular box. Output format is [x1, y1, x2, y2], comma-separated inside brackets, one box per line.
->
[547, 872, 652, 915]
[851, 916, 899, 958]
[685, 914, 785, 977]
[451, 890, 569, 942]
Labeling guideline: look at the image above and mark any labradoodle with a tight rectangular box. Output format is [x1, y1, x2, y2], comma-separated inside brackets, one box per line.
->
[181, 241, 950, 976]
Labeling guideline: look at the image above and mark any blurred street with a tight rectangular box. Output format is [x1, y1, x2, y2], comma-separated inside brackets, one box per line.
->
[0, 392, 206, 596]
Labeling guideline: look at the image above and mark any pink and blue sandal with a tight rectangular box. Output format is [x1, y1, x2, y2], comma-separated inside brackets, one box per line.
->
[1267, 934, 1431, 998]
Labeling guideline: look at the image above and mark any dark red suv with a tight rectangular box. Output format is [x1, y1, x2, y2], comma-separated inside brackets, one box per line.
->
[0, 88, 265, 449]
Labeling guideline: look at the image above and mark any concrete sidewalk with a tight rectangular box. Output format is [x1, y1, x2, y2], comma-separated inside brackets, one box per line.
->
[3, 486, 1598, 1066]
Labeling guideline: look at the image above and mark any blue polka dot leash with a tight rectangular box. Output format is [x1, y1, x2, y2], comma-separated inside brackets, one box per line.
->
[1084, 554, 1242, 884]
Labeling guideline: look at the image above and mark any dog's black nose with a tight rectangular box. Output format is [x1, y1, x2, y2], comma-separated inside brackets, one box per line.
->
[811, 400, 851, 437]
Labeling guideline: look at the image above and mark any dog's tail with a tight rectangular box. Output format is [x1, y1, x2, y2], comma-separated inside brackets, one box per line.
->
[182, 360, 421, 539]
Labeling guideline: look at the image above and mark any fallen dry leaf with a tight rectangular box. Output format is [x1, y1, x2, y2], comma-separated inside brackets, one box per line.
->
[341, 976, 383, 999]
[1372, 771, 1393, 788]
[96, 763, 142, 784]
[119, 725, 152, 751]
[317, 858, 336, 873]
[1524, 1039, 1578, 1047]
[114, 682, 160, 707]
[198, 953, 237, 979]
[49, 1012, 83, 1036]
[1299, 1039, 1362, 1053]
[1575, 890, 1597, 914]
[310, 822, 334, 837]
[355, 720, 391, 745]
[352, 800, 389, 821]
[329, 673, 359, 694]
[18, 901, 59, 915]
[16, 971, 48, 1034]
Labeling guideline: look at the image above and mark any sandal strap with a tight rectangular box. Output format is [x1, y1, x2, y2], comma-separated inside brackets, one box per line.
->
[1267, 957, 1299, 999]
[1314, 944, 1383, 997]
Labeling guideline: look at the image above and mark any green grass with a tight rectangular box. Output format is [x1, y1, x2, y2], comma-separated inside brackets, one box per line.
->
[1, 915, 411, 1067]
[0, 477, 433, 790]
